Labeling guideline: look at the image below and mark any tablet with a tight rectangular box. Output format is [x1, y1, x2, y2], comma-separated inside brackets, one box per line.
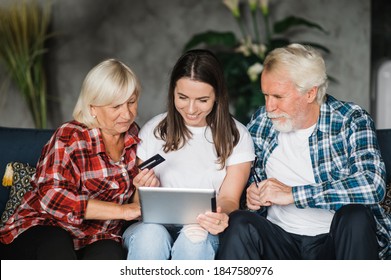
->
[138, 187, 216, 225]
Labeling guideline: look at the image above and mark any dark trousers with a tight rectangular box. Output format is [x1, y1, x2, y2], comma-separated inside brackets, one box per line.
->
[217, 204, 379, 260]
[0, 225, 125, 260]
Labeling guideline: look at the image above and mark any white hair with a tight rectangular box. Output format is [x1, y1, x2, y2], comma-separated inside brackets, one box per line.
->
[263, 43, 328, 104]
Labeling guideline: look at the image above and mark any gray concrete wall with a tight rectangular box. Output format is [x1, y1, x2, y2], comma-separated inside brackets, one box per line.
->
[0, 0, 371, 128]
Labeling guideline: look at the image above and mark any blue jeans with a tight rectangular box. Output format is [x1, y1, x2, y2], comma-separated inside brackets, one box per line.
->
[122, 222, 219, 260]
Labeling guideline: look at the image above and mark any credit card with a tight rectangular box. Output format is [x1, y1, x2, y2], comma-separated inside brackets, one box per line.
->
[138, 154, 165, 170]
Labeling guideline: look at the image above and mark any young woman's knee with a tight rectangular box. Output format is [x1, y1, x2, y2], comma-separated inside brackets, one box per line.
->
[123, 223, 173, 259]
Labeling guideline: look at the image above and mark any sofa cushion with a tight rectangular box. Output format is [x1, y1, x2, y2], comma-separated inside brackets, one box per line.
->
[376, 129, 391, 214]
[381, 183, 391, 214]
[0, 126, 54, 215]
[0, 162, 36, 226]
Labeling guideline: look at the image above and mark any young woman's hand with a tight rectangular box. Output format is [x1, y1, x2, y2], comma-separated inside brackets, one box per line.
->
[197, 206, 229, 235]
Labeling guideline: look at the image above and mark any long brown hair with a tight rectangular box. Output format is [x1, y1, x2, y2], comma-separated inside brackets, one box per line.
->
[154, 49, 239, 168]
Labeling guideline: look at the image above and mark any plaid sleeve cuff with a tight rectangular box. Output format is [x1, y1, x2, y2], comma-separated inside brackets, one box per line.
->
[292, 185, 316, 208]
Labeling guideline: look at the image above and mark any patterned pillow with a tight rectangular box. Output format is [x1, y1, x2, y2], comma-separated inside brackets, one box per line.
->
[380, 183, 391, 214]
[0, 162, 36, 226]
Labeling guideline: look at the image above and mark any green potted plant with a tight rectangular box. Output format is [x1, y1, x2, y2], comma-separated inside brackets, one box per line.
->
[184, 0, 330, 124]
[0, 0, 52, 128]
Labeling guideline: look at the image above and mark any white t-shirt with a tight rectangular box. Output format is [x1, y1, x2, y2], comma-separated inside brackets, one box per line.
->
[137, 113, 255, 194]
[266, 124, 334, 236]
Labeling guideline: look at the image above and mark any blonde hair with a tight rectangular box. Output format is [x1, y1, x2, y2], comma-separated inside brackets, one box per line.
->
[72, 58, 141, 128]
[263, 43, 328, 104]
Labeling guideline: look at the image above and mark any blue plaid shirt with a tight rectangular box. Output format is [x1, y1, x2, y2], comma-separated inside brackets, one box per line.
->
[247, 94, 391, 259]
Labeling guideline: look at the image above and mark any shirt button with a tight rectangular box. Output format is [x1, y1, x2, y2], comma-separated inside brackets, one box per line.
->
[122, 172, 127, 177]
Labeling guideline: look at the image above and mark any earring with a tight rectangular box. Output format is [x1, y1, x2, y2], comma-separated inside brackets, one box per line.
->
[92, 115, 96, 119]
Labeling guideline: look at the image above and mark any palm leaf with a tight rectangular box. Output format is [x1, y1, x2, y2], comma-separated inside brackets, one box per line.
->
[273, 16, 328, 35]
[183, 31, 238, 51]
[297, 41, 331, 53]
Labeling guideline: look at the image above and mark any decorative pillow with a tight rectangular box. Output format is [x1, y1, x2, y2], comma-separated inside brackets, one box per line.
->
[380, 183, 391, 214]
[0, 162, 36, 227]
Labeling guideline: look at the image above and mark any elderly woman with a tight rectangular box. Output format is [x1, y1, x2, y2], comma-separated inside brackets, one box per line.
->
[0, 59, 156, 259]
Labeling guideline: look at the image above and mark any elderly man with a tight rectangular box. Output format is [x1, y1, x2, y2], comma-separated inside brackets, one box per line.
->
[217, 43, 391, 260]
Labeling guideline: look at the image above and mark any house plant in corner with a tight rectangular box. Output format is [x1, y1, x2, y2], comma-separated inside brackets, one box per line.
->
[0, 0, 52, 128]
[184, 0, 330, 124]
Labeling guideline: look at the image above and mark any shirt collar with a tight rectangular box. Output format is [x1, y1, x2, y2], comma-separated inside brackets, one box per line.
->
[317, 94, 334, 134]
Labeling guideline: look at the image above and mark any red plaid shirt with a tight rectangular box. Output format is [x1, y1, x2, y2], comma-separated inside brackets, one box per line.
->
[0, 121, 139, 250]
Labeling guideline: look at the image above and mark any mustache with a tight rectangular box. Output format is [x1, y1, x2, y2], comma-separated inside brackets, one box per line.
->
[267, 112, 291, 119]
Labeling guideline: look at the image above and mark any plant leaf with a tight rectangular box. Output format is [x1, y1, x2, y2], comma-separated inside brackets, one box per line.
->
[269, 38, 290, 50]
[0, 0, 52, 128]
[296, 41, 331, 54]
[183, 31, 238, 51]
[273, 16, 328, 34]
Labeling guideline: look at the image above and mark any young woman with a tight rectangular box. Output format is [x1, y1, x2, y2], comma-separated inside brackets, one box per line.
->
[122, 49, 255, 260]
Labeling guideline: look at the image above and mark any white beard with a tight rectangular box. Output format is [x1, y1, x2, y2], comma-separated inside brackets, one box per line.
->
[267, 112, 294, 133]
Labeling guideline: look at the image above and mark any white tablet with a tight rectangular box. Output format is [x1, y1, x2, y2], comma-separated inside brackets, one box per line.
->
[138, 187, 216, 225]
